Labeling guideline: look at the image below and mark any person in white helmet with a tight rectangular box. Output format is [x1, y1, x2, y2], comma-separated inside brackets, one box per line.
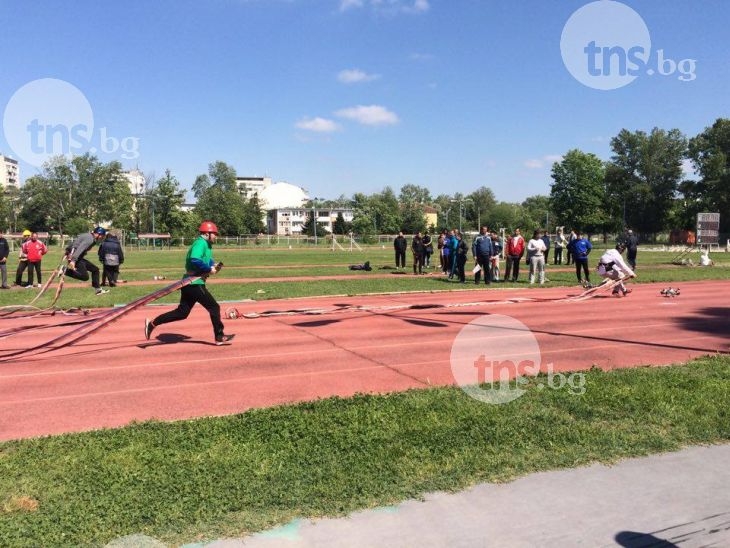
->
[597, 242, 636, 296]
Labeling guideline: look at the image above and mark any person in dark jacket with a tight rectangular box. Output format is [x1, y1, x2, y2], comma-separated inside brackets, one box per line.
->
[0, 234, 9, 288]
[411, 232, 425, 275]
[98, 232, 125, 287]
[393, 232, 407, 269]
[567, 230, 593, 287]
[455, 231, 469, 283]
[65, 226, 109, 295]
[471, 226, 493, 285]
[625, 229, 639, 270]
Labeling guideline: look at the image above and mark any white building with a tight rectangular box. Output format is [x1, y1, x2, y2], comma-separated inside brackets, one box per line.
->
[236, 176, 272, 200]
[0, 155, 19, 190]
[123, 169, 145, 195]
[268, 207, 354, 236]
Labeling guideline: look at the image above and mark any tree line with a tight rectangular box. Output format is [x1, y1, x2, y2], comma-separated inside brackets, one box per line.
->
[2, 118, 727, 239]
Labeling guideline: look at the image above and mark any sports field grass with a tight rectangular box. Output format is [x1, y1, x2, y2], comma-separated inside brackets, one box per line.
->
[0, 356, 728, 545]
[1, 245, 728, 310]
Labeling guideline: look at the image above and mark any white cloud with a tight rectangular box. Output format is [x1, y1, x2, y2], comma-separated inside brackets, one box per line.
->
[524, 155, 563, 169]
[335, 105, 399, 126]
[543, 155, 563, 163]
[340, 0, 429, 14]
[337, 68, 381, 84]
[295, 117, 340, 133]
[339, 0, 363, 10]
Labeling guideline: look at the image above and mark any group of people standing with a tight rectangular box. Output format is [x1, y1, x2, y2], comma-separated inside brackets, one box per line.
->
[0, 229, 48, 289]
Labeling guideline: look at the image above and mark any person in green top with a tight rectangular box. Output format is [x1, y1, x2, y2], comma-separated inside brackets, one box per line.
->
[144, 221, 234, 345]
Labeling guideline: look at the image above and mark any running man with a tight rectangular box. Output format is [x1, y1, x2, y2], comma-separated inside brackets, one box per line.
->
[145, 221, 234, 345]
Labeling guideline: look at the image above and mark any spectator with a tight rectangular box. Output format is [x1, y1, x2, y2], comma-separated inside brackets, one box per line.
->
[554, 229, 567, 265]
[23, 232, 48, 288]
[98, 231, 125, 287]
[393, 231, 407, 269]
[471, 225, 492, 285]
[527, 230, 547, 284]
[541, 230, 551, 265]
[505, 228, 525, 282]
[0, 233, 9, 289]
[566, 228, 577, 265]
[411, 231, 425, 275]
[423, 232, 434, 267]
[625, 229, 639, 270]
[437, 230, 447, 273]
[455, 231, 469, 283]
[14, 229, 31, 287]
[490, 230, 502, 282]
[568, 230, 593, 287]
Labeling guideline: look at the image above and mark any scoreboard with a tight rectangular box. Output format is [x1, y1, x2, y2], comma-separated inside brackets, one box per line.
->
[696, 213, 720, 244]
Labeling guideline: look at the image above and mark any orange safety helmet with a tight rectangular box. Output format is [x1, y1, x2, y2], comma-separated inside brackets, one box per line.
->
[199, 221, 219, 234]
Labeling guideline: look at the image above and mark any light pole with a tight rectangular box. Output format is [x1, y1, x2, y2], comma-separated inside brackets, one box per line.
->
[310, 197, 321, 246]
[450, 198, 472, 233]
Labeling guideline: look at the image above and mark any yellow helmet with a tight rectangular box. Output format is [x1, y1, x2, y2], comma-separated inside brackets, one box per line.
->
[22, 229, 31, 237]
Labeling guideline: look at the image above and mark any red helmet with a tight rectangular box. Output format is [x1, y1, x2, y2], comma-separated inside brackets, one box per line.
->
[199, 221, 219, 234]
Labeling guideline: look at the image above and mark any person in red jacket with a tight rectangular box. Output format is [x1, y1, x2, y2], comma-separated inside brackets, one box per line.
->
[23, 232, 48, 288]
[504, 228, 525, 282]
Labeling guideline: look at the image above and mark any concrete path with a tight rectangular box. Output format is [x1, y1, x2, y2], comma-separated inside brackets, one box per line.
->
[205, 444, 730, 548]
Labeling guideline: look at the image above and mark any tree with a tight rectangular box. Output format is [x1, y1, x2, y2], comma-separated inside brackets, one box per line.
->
[521, 195, 553, 231]
[465, 186, 497, 229]
[687, 118, 730, 232]
[399, 184, 431, 204]
[549, 149, 607, 234]
[18, 154, 133, 235]
[143, 170, 187, 236]
[301, 210, 327, 238]
[606, 128, 687, 237]
[193, 161, 247, 236]
[332, 212, 352, 235]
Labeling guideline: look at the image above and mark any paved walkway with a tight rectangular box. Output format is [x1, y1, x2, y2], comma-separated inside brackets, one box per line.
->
[204, 444, 730, 548]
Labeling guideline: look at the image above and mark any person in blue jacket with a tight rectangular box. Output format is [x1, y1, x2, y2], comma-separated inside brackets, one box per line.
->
[471, 226, 493, 285]
[568, 230, 593, 287]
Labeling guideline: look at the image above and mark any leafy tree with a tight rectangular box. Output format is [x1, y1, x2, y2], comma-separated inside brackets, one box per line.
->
[606, 128, 687, 237]
[549, 149, 607, 234]
[487, 202, 523, 232]
[399, 184, 431, 204]
[400, 201, 427, 234]
[465, 186, 497, 229]
[332, 212, 352, 235]
[521, 195, 553, 231]
[301, 210, 327, 238]
[193, 161, 247, 236]
[687, 118, 730, 232]
[18, 154, 132, 235]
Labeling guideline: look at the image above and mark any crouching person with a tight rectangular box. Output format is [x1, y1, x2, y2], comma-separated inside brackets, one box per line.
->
[597, 242, 636, 297]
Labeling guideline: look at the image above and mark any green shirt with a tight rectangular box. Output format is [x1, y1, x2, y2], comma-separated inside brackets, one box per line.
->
[184, 236, 214, 285]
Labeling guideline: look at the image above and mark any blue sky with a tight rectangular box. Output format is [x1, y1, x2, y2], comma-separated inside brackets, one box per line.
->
[1, 0, 728, 203]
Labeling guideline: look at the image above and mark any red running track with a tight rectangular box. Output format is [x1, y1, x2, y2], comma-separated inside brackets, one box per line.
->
[1, 280, 728, 441]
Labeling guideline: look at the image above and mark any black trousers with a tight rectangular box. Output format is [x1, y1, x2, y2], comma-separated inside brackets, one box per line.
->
[475, 254, 491, 284]
[413, 252, 424, 274]
[15, 260, 29, 285]
[505, 256, 521, 281]
[152, 284, 224, 338]
[27, 261, 42, 285]
[554, 247, 563, 264]
[575, 258, 590, 282]
[395, 250, 406, 268]
[103, 265, 120, 286]
[66, 258, 100, 288]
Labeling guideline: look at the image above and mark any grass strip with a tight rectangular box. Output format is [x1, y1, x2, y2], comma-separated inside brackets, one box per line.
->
[1, 356, 729, 546]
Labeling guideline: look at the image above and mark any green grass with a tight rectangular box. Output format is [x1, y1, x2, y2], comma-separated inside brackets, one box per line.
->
[1, 246, 728, 309]
[1, 356, 729, 546]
